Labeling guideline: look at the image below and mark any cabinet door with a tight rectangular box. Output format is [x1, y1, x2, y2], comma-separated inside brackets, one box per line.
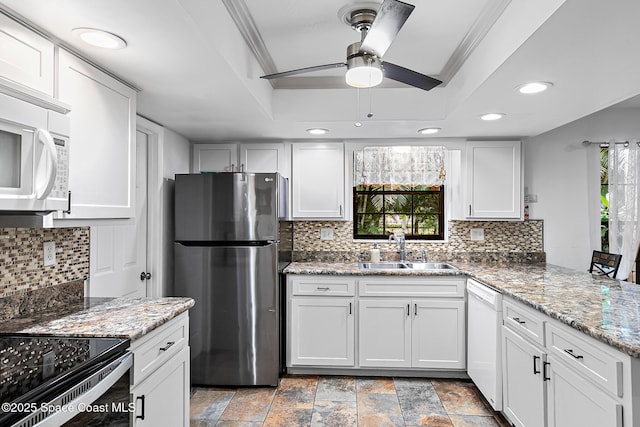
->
[412, 299, 465, 369]
[502, 326, 546, 427]
[290, 297, 354, 366]
[292, 143, 344, 218]
[192, 143, 238, 172]
[132, 346, 190, 427]
[240, 143, 289, 177]
[546, 356, 622, 427]
[58, 50, 136, 218]
[466, 140, 521, 218]
[358, 299, 411, 368]
[0, 13, 54, 96]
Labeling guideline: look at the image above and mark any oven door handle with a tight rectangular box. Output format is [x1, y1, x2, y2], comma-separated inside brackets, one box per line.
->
[33, 352, 133, 427]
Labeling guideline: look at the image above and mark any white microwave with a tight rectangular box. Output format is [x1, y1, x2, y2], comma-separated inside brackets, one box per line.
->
[0, 92, 70, 213]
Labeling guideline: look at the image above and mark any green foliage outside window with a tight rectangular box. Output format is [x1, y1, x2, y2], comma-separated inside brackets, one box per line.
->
[354, 184, 444, 240]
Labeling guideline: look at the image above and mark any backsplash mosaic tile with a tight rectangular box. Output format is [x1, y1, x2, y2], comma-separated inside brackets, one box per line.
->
[0, 227, 89, 298]
[293, 220, 545, 264]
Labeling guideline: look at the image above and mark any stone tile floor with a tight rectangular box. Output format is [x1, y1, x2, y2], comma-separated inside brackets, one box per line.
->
[190, 376, 512, 427]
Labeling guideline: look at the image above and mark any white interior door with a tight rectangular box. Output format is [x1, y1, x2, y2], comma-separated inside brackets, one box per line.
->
[88, 131, 148, 297]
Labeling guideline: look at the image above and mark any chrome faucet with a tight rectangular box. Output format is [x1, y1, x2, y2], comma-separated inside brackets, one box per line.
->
[421, 247, 427, 263]
[389, 232, 406, 262]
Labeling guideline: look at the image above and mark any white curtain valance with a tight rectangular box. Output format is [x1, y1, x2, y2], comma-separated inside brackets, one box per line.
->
[354, 145, 447, 186]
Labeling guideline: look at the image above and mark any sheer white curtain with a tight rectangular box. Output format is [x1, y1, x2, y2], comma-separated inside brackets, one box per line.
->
[354, 146, 447, 185]
[608, 140, 640, 280]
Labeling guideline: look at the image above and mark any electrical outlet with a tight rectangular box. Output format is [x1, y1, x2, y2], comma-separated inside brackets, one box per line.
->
[43, 241, 56, 266]
[43, 350, 55, 379]
[470, 228, 485, 241]
[320, 228, 334, 240]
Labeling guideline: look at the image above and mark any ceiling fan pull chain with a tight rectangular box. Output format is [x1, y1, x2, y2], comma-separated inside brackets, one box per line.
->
[367, 86, 374, 118]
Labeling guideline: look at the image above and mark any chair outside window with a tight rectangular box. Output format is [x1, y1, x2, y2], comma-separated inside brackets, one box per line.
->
[589, 250, 622, 278]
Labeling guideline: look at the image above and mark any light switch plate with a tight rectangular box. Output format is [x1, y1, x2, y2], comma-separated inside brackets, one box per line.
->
[320, 228, 334, 240]
[43, 241, 56, 266]
[470, 228, 485, 241]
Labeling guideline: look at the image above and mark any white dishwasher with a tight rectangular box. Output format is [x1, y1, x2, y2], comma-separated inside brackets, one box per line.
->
[467, 278, 503, 411]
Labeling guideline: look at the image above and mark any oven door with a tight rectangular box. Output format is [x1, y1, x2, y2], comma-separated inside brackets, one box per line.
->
[13, 352, 133, 427]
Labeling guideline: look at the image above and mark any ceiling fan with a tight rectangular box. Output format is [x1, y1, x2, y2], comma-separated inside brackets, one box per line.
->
[260, 0, 442, 91]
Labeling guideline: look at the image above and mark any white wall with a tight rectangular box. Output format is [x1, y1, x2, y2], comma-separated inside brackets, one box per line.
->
[161, 127, 190, 296]
[524, 106, 640, 271]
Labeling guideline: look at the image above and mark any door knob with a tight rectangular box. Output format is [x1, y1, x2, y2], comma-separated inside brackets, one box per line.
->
[140, 272, 151, 281]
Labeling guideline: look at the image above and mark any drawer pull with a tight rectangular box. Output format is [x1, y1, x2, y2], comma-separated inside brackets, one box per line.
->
[136, 395, 145, 420]
[533, 355, 540, 374]
[512, 317, 526, 325]
[159, 341, 175, 351]
[316, 287, 330, 291]
[564, 349, 584, 360]
[543, 361, 551, 381]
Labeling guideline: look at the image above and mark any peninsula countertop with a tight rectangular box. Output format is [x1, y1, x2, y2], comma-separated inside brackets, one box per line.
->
[0, 297, 195, 340]
[284, 261, 640, 358]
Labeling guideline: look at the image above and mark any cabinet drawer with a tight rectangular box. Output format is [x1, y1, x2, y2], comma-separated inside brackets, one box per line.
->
[502, 299, 546, 347]
[546, 323, 623, 397]
[291, 276, 356, 296]
[130, 312, 189, 385]
[359, 276, 465, 298]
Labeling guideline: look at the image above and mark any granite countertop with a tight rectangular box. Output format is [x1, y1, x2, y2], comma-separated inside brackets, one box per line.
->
[284, 261, 640, 358]
[0, 297, 195, 340]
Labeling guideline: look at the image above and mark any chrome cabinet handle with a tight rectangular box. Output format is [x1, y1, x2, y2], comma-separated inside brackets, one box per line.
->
[564, 349, 584, 360]
[159, 341, 175, 351]
[316, 287, 330, 291]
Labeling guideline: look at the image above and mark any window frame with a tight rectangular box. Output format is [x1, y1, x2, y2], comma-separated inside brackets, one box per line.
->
[353, 184, 445, 240]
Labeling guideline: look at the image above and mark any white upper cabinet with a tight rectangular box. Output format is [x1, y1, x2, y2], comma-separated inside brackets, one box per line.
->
[240, 143, 289, 177]
[57, 50, 136, 218]
[292, 143, 345, 219]
[466, 140, 522, 219]
[192, 143, 238, 172]
[0, 13, 54, 96]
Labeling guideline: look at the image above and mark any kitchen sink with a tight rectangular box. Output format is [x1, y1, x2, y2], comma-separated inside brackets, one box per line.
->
[358, 262, 458, 270]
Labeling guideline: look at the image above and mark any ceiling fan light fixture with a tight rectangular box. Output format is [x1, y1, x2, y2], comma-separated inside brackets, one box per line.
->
[72, 27, 127, 49]
[418, 127, 441, 135]
[517, 81, 553, 94]
[480, 113, 505, 121]
[345, 43, 383, 88]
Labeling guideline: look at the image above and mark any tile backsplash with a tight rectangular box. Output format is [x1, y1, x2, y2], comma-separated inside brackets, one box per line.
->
[0, 227, 89, 298]
[293, 220, 545, 264]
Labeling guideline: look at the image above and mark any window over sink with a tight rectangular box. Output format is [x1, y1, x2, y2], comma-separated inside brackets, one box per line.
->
[353, 184, 445, 240]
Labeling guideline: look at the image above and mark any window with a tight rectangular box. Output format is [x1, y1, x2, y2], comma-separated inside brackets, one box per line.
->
[353, 184, 444, 240]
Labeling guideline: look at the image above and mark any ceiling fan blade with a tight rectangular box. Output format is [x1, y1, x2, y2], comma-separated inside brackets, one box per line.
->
[360, 0, 415, 58]
[260, 63, 346, 79]
[382, 62, 442, 91]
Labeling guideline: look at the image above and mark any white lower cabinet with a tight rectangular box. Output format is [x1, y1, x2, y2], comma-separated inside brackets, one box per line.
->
[287, 274, 466, 373]
[501, 297, 634, 427]
[290, 297, 355, 366]
[358, 298, 465, 369]
[130, 312, 190, 426]
[502, 325, 547, 427]
[359, 299, 411, 367]
[546, 355, 622, 427]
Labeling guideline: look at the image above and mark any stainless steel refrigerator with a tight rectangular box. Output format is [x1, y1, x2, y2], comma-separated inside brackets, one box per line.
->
[173, 172, 291, 386]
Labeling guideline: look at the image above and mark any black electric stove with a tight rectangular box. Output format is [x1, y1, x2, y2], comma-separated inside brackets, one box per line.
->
[0, 335, 130, 426]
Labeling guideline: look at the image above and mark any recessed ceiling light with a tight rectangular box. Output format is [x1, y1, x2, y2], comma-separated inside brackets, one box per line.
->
[418, 127, 441, 135]
[480, 113, 505, 121]
[72, 28, 127, 49]
[354, 122, 362, 127]
[517, 81, 553, 94]
[306, 128, 329, 135]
